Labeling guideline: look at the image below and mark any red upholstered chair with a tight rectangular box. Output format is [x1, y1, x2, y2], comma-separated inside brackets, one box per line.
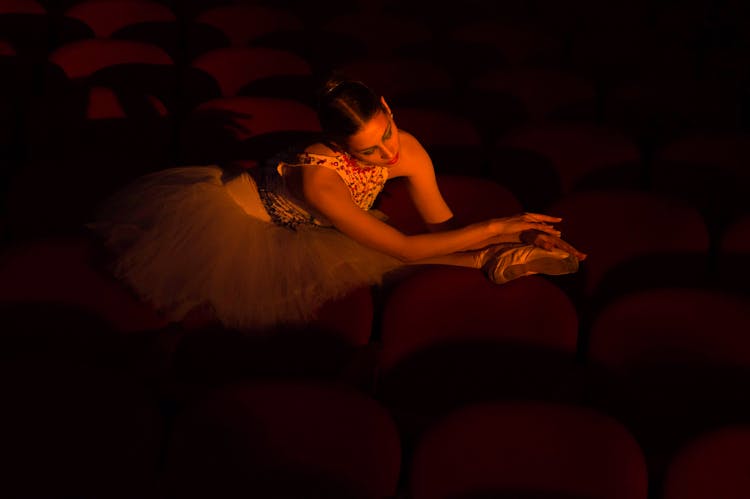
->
[394, 11, 552, 87]
[0, 37, 12, 54]
[166, 0, 234, 20]
[10, 0, 150, 57]
[185, 46, 315, 108]
[337, 56, 457, 109]
[452, 85, 527, 147]
[0, 0, 51, 60]
[376, 266, 582, 447]
[0, 234, 169, 391]
[251, 25, 368, 76]
[61, 0, 180, 60]
[412, 18, 564, 93]
[63, 0, 176, 38]
[191, 3, 303, 47]
[567, 19, 692, 90]
[0, 235, 168, 333]
[0, 358, 165, 499]
[649, 131, 750, 242]
[408, 401, 648, 499]
[466, 67, 598, 126]
[375, 173, 523, 235]
[717, 213, 750, 294]
[661, 426, 750, 499]
[322, 11, 433, 58]
[9, 38, 177, 237]
[0, 0, 45, 15]
[168, 284, 382, 400]
[182, 3, 304, 63]
[0, 40, 36, 165]
[164, 379, 402, 499]
[391, 106, 486, 176]
[3, 99, 170, 238]
[546, 189, 712, 318]
[601, 72, 742, 152]
[40, 39, 179, 124]
[585, 287, 750, 472]
[446, 19, 565, 70]
[48, 35, 172, 73]
[488, 123, 646, 212]
[700, 42, 750, 85]
[177, 95, 321, 167]
[42, 36, 176, 112]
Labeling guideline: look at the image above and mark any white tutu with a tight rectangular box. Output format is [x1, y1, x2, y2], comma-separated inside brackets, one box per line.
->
[87, 166, 403, 331]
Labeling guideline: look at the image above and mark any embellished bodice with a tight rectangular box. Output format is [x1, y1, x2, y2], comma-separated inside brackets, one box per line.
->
[256, 151, 389, 229]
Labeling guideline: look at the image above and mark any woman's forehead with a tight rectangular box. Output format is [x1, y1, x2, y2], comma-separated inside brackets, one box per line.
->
[348, 111, 389, 150]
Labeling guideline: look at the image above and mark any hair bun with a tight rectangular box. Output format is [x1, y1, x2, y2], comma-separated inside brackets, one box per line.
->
[317, 72, 371, 102]
[321, 78, 347, 98]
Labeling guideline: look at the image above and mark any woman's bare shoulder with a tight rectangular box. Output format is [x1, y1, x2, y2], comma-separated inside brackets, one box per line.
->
[398, 129, 420, 147]
[297, 142, 342, 178]
[399, 129, 431, 162]
[296, 144, 343, 186]
[388, 129, 433, 178]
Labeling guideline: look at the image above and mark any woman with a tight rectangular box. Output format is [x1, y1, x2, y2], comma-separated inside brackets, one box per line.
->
[87, 77, 586, 331]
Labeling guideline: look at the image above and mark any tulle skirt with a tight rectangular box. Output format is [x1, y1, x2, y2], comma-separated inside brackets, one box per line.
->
[87, 166, 404, 331]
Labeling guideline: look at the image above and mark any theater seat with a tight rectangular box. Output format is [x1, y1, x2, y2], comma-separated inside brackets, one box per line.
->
[661, 425, 750, 499]
[585, 287, 750, 472]
[408, 401, 648, 499]
[376, 266, 582, 447]
[164, 379, 402, 499]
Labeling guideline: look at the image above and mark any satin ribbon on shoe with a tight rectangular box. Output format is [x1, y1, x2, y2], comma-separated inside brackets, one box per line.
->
[478, 244, 579, 284]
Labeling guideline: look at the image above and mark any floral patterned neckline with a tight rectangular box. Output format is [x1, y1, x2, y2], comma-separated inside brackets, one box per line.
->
[285, 151, 389, 211]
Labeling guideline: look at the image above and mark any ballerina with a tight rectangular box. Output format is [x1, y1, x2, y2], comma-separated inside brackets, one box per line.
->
[87, 76, 586, 331]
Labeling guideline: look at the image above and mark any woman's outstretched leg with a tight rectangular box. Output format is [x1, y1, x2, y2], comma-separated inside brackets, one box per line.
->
[410, 243, 579, 285]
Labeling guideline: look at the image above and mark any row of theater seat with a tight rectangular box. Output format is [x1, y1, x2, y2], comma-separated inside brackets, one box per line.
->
[1, 2, 749, 498]
[2, 174, 747, 496]
[2, 88, 748, 257]
[4, 29, 742, 144]
[5, 0, 750, 77]
[2, 359, 750, 499]
[1, 230, 748, 440]
[1, 174, 748, 325]
[2, 27, 746, 144]
[2, 0, 748, 150]
[1, 39, 747, 241]
[2, 1, 748, 246]
[2, 219, 746, 335]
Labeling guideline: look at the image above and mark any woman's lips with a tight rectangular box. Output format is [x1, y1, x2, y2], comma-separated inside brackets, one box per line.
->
[387, 153, 399, 165]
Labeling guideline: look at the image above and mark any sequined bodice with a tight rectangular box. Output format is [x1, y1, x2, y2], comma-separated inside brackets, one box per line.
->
[257, 151, 389, 229]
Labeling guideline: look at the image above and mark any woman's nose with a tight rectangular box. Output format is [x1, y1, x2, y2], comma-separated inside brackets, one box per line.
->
[381, 144, 396, 159]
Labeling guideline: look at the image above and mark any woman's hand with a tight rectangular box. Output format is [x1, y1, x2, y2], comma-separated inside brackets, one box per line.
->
[520, 229, 588, 261]
[490, 212, 563, 238]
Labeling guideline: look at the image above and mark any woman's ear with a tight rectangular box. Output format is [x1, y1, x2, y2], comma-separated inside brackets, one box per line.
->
[380, 96, 393, 117]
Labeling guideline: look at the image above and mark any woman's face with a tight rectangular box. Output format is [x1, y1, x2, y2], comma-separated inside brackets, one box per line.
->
[345, 108, 401, 167]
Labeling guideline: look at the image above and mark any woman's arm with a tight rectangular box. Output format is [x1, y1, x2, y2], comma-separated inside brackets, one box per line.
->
[388, 131, 453, 227]
[390, 131, 525, 247]
[302, 165, 561, 262]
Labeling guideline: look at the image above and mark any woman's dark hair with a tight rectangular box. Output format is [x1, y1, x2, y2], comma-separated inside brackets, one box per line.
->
[316, 75, 385, 144]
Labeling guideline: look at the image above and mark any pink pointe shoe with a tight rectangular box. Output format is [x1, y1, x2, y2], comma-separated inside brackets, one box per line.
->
[478, 244, 579, 284]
